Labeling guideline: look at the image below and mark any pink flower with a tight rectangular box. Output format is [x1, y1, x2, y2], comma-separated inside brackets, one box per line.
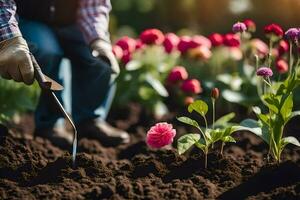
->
[276, 59, 289, 74]
[278, 40, 289, 56]
[285, 28, 300, 41]
[264, 24, 284, 38]
[256, 67, 273, 77]
[163, 33, 180, 53]
[112, 45, 123, 60]
[177, 36, 192, 54]
[140, 29, 164, 45]
[223, 33, 240, 47]
[146, 122, 176, 148]
[190, 35, 212, 49]
[115, 36, 136, 53]
[181, 79, 202, 94]
[167, 66, 188, 84]
[232, 22, 247, 33]
[228, 47, 243, 60]
[243, 19, 256, 32]
[121, 51, 132, 64]
[251, 39, 269, 58]
[135, 39, 145, 50]
[208, 33, 224, 47]
[184, 97, 194, 105]
[188, 46, 212, 60]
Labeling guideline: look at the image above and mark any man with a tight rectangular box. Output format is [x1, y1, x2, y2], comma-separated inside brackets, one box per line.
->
[0, 0, 129, 147]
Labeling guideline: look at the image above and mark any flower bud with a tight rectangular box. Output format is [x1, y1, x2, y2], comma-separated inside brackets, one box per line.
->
[211, 88, 220, 99]
[232, 22, 247, 33]
[243, 19, 256, 32]
[276, 59, 289, 74]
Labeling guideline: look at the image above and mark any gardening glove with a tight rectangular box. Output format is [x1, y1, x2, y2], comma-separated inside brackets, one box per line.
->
[90, 39, 120, 75]
[0, 36, 34, 85]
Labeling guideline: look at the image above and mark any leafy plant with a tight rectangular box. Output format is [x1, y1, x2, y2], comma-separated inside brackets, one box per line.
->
[241, 27, 300, 163]
[0, 78, 40, 123]
[176, 92, 245, 168]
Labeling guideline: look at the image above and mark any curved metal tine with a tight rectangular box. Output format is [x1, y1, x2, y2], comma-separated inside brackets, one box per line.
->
[50, 92, 78, 166]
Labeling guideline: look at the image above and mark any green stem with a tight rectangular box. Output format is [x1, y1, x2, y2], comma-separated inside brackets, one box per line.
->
[212, 98, 216, 129]
[268, 40, 273, 68]
[203, 115, 208, 131]
[289, 41, 293, 74]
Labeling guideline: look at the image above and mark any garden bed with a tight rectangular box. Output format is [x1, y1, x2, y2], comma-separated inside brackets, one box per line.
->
[0, 113, 300, 200]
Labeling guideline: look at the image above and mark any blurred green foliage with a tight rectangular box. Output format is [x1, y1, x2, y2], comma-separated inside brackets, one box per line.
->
[0, 78, 40, 123]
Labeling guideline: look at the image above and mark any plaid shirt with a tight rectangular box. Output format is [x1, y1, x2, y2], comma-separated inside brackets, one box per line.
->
[0, 0, 111, 44]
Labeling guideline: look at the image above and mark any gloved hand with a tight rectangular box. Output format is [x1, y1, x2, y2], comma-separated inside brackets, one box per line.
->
[90, 39, 120, 74]
[0, 36, 34, 85]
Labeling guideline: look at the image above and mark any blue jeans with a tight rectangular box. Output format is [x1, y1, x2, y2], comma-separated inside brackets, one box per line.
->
[19, 20, 116, 129]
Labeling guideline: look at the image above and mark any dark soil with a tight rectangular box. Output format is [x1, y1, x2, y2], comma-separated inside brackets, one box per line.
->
[0, 112, 300, 200]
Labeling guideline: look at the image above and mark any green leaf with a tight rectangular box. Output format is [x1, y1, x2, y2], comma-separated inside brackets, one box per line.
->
[262, 94, 279, 113]
[222, 89, 245, 104]
[239, 119, 270, 144]
[282, 136, 300, 147]
[280, 93, 293, 122]
[195, 138, 206, 151]
[145, 74, 169, 97]
[222, 136, 236, 143]
[209, 129, 224, 142]
[214, 112, 235, 128]
[252, 106, 269, 126]
[177, 134, 201, 155]
[177, 117, 200, 129]
[188, 100, 208, 116]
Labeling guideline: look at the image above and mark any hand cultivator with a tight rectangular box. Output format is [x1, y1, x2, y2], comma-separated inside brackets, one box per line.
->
[30, 54, 78, 165]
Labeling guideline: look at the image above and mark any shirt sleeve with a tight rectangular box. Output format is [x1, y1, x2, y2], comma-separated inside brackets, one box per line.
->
[77, 0, 111, 44]
[0, 0, 22, 42]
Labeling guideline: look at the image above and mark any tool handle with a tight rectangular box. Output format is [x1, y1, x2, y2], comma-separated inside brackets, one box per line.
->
[30, 53, 52, 90]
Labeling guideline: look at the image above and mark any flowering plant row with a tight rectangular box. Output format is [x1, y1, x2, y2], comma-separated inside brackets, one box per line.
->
[145, 22, 300, 167]
[112, 20, 300, 117]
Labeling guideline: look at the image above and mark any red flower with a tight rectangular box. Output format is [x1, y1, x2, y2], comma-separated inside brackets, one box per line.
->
[163, 33, 179, 53]
[140, 29, 164, 45]
[115, 36, 136, 53]
[276, 59, 289, 74]
[135, 39, 145, 50]
[209, 33, 224, 47]
[181, 79, 202, 94]
[278, 40, 289, 56]
[177, 36, 192, 54]
[112, 45, 123, 60]
[264, 23, 284, 38]
[223, 33, 240, 47]
[167, 66, 188, 84]
[121, 51, 131, 64]
[190, 35, 212, 49]
[243, 19, 256, 32]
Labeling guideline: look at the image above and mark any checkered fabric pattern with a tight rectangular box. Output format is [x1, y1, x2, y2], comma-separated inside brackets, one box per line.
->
[0, 0, 111, 43]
